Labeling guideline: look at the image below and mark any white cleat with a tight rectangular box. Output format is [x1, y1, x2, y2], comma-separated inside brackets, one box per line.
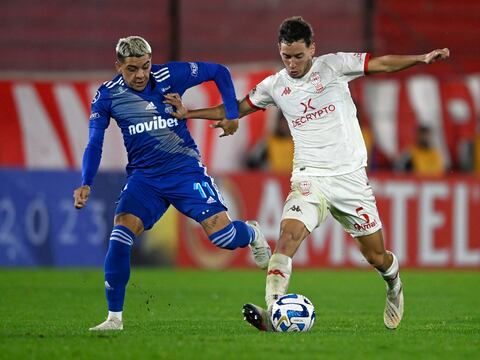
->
[89, 317, 123, 331]
[384, 282, 404, 330]
[246, 220, 271, 269]
[242, 303, 273, 332]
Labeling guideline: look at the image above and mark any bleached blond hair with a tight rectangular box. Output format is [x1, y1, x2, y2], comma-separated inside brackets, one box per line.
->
[115, 36, 152, 62]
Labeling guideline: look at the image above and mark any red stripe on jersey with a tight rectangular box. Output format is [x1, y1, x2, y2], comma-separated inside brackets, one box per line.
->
[0, 81, 25, 166]
[34, 83, 75, 168]
[245, 94, 265, 110]
[364, 53, 371, 75]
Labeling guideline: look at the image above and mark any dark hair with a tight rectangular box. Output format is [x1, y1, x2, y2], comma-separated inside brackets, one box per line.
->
[278, 16, 314, 46]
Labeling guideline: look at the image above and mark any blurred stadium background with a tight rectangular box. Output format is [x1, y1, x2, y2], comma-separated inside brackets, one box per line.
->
[1, 0, 479, 271]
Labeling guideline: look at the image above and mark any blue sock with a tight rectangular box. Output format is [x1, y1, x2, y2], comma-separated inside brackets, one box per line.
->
[104, 225, 135, 312]
[208, 221, 254, 250]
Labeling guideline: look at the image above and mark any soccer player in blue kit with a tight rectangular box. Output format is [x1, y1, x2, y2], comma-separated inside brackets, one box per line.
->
[73, 36, 271, 331]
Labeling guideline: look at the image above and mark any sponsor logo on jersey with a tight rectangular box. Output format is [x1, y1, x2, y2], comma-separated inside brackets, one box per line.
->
[89, 112, 100, 120]
[128, 116, 179, 135]
[145, 101, 157, 110]
[354, 206, 377, 231]
[300, 99, 316, 113]
[291, 104, 336, 128]
[161, 86, 171, 92]
[281, 87, 292, 96]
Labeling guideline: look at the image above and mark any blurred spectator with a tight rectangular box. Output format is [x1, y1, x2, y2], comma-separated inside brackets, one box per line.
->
[395, 125, 446, 176]
[246, 110, 293, 174]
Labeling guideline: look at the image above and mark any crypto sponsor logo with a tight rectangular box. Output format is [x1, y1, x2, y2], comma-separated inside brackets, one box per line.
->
[300, 99, 316, 113]
[291, 104, 336, 128]
[128, 116, 179, 135]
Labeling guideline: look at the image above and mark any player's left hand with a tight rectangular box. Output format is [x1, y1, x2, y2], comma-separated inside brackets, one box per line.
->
[424, 48, 450, 64]
[210, 119, 239, 137]
[164, 93, 188, 118]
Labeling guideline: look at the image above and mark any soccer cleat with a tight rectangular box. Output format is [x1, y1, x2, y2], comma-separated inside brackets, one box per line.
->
[242, 303, 273, 332]
[384, 282, 404, 330]
[246, 220, 271, 269]
[88, 317, 123, 331]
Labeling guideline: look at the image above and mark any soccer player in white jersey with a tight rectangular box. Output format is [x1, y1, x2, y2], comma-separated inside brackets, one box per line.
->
[165, 16, 449, 330]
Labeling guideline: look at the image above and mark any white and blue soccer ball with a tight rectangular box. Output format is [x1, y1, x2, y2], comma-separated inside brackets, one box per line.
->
[271, 293, 316, 332]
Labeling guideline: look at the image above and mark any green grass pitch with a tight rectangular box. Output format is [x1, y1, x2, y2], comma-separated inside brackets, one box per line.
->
[0, 269, 479, 359]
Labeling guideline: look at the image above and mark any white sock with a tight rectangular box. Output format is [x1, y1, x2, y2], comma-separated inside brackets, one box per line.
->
[265, 253, 292, 310]
[378, 251, 401, 291]
[108, 311, 123, 321]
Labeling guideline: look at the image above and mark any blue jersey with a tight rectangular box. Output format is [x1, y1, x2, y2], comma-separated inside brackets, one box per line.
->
[82, 62, 238, 185]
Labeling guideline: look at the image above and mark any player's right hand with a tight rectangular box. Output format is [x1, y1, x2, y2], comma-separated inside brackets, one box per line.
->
[210, 119, 239, 137]
[73, 185, 90, 209]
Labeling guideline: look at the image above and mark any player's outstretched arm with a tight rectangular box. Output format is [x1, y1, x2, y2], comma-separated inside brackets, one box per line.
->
[164, 94, 258, 137]
[165, 94, 257, 119]
[367, 48, 450, 74]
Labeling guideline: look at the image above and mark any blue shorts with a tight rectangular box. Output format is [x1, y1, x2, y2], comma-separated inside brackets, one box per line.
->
[115, 163, 228, 230]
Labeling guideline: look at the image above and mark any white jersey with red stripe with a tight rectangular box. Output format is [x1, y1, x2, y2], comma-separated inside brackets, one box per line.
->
[247, 52, 370, 176]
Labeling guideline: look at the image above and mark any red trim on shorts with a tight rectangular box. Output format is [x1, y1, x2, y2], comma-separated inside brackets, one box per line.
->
[364, 53, 371, 75]
[245, 94, 265, 111]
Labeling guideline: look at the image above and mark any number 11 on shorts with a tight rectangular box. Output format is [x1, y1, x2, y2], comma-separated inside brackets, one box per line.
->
[193, 181, 215, 198]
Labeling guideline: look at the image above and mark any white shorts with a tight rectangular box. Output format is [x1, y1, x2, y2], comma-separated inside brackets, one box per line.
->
[281, 167, 382, 237]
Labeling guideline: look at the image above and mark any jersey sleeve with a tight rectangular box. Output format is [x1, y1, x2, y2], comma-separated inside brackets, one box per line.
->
[167, 62, 239, 119]
[89, 89, 111, 129]
[81, 88, 111, 186]
[246, 75, 275, 110]
[328, 52, 370, 82]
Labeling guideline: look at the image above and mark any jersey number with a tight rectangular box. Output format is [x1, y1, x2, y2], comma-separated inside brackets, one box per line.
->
[193, 181, 215, 199]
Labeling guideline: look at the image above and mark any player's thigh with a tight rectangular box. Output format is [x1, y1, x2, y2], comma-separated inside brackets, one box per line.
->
[169, 166, 228, 227]
[115, 176, 170, 231]
[281, 177, 329, 233]
[327, 168, 382, 238]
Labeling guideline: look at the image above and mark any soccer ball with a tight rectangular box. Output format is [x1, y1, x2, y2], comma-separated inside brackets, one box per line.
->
[271, 293, 315, 332]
